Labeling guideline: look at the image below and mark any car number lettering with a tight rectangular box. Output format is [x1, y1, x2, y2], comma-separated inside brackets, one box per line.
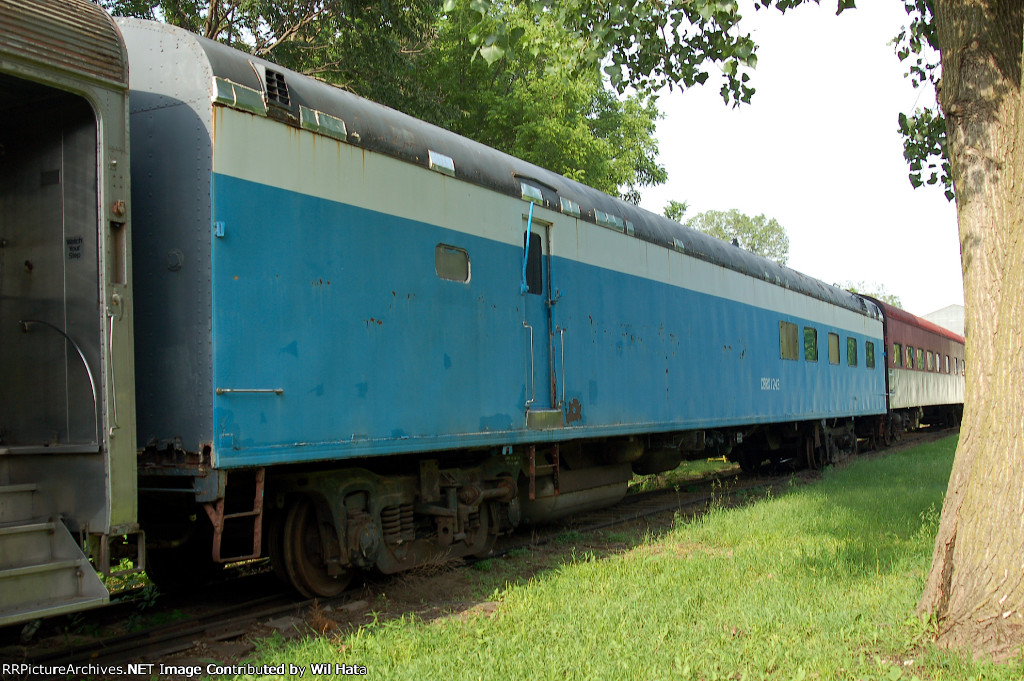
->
[760, 377, 781, 391]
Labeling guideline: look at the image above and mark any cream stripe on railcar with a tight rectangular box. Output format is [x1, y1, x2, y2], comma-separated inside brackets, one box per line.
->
[212, 107, 881, 337]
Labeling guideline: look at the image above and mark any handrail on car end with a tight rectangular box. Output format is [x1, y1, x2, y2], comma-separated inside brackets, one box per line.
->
[18, 319, 99, 444]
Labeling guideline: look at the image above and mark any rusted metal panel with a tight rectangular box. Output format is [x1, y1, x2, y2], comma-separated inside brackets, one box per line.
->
[0, 0, 127, 88]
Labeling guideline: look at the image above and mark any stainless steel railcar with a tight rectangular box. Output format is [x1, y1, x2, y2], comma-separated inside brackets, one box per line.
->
[0, 0, 140, 625]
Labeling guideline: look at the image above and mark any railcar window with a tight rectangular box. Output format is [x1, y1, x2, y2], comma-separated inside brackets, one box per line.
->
[945, 355, 950, 373]
[906, 345, 914, 369]
[917, 348, 924, 371]
[804, 327, 818, 362]
[828, 333, 840, 365]
[780, 321, 799, 360]
[866, 341, 875, 369]
[847, 337, 858, 367]
[893, 343, 903, 367]
[524, 232, 543, 295]
[435, 244, 470, 283]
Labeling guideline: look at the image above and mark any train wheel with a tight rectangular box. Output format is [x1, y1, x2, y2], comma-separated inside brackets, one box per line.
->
[804, 435, 825, 470]
[468, 503, 496, 558]
[282, 497, 351, 598]
[804, 436, 816, 469]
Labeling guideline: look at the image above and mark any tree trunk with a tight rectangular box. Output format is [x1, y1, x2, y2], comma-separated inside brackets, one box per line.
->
[919, 0, 1024, 660]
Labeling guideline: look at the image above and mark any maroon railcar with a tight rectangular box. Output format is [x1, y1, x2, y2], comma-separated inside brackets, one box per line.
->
[873, 300, 965, 430]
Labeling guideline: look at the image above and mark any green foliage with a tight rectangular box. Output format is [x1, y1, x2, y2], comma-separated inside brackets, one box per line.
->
[686, 208, 790, 266]
[459, 0, 856, 106]
[893, 0, 952, 200]
[898, 108, 952, 200]
[463, 0, 760, 105]
[663, 200, 690, 223]
[839, 280, 905, 308]
[423, 2, 667, 201]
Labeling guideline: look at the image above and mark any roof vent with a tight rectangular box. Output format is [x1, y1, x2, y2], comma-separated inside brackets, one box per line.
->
[520, 182, 544, 205]
[559, 197, 581, 218]
[265, 69, 290, 107]
[595, 210, 625, 233]
[428, 150, 456, 177]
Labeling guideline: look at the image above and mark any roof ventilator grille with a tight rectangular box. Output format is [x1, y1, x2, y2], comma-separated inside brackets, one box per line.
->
[265, 69, 290, 107]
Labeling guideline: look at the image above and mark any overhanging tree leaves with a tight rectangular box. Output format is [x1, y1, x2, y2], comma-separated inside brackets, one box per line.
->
[461, 0, 763, 103]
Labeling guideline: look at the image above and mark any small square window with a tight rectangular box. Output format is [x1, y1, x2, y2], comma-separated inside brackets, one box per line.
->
[435, 243, 470, 282]
[893, 343, 903, 368]
[926, 350, 933, 371]
[906, 345, 914, 369]
[847, 337, 858, 367]
[917, 348, 924, 370]
[804, 327, 818, 362]
[866, 341, 875, 369]
[828, 333, 840, 365]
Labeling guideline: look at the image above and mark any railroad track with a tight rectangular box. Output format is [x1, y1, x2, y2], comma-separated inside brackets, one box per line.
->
[0, 429, 950, 677]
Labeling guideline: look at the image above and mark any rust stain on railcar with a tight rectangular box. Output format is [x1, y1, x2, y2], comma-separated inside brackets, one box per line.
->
[566, 398, 582, 424]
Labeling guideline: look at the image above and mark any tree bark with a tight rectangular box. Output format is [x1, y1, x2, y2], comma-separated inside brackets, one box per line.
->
[919, 0, 1024, 660]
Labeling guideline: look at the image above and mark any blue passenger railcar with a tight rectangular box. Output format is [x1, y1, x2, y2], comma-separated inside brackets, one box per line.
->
[119, 19, 886, 594]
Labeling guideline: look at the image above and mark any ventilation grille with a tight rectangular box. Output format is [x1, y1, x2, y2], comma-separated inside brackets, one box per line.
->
[265, 69, 290, 107]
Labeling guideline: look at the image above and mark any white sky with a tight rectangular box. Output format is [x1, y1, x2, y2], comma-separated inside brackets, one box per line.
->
[637, 1, 964, 317]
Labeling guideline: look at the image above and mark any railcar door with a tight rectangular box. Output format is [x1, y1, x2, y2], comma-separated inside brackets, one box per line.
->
[0, 90, 101, 449]
[521, 214, 562, 429]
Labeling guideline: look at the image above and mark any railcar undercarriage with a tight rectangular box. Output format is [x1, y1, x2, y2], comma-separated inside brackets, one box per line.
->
[137, 413, 948, 597]
[135, 429, 722, 596]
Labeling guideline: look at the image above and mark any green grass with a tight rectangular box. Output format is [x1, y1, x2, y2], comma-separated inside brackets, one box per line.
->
[223, 436, 1023, 680]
